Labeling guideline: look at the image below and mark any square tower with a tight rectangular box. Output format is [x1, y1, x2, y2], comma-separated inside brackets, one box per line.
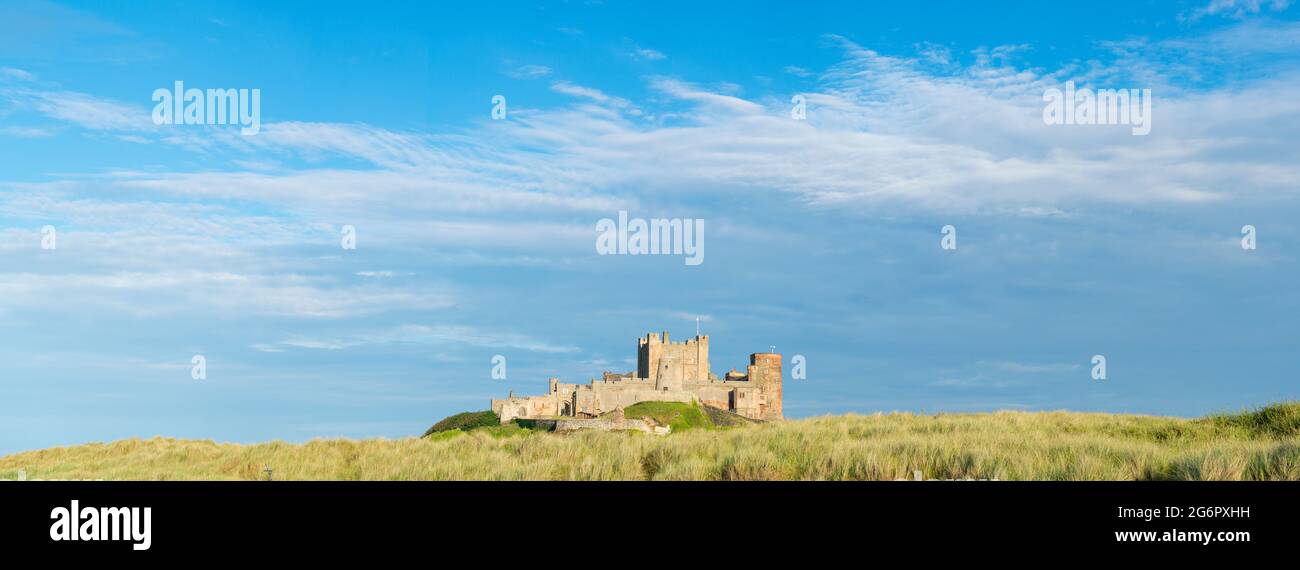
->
[747, 352, 783, 420]
[637, 331, 710, 389]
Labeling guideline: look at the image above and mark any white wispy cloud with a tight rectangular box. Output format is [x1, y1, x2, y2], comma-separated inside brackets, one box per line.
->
[632, 46, 666, 61]
[0, 67, 35, 81]
[261, 324, 579, 353]
[988, 361, 1081, 374]
[506, 64, 552, 79]
[783, 66, 813, 77]
[0, 271, 455, 318]
[0, 125, 58, 137]
[620, 40, 665, 62]
[3, 88, 151, 131]
[648, 76, 766, 115]
[550, 80, 640, 115]
[1184, 0, 1291, 21]
[12, 22, 1300, 218]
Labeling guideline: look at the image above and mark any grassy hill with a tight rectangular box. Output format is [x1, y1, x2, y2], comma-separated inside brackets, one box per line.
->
[419, 402, 749, 435]
[422, 411, 501, 436]
[3, 403, 1298, 481]
[622, 401, 746, 431]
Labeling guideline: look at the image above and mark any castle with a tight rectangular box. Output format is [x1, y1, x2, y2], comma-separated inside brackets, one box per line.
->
[491, 331, 783, 423]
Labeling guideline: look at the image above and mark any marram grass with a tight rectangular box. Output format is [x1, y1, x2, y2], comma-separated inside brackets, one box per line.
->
[3, 404, 1299, 481]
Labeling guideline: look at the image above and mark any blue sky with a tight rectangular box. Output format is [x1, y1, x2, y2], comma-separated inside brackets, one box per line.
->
[1, 0, 1298, 454]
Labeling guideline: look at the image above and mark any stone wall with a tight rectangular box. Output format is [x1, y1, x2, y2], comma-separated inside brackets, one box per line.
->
[491, 331, 783, 423]
[554, 417, 658, 434]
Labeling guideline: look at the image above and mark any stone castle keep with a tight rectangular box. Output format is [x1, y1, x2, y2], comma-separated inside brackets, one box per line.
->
[491, 331, 783, 423]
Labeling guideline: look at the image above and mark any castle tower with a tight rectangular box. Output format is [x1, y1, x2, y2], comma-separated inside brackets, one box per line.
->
[638, 331, 711, 390]
[747, 352, 783, 420]
[637, 332, 662, 380]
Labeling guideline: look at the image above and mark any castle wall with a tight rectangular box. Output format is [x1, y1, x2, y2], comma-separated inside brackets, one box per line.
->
[690, 385, 732, 411]
[492, 332, 782, 423]
[492, 394, 560, 422]
[555, 417, 657, 434]
[591, 383, 694, 411]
